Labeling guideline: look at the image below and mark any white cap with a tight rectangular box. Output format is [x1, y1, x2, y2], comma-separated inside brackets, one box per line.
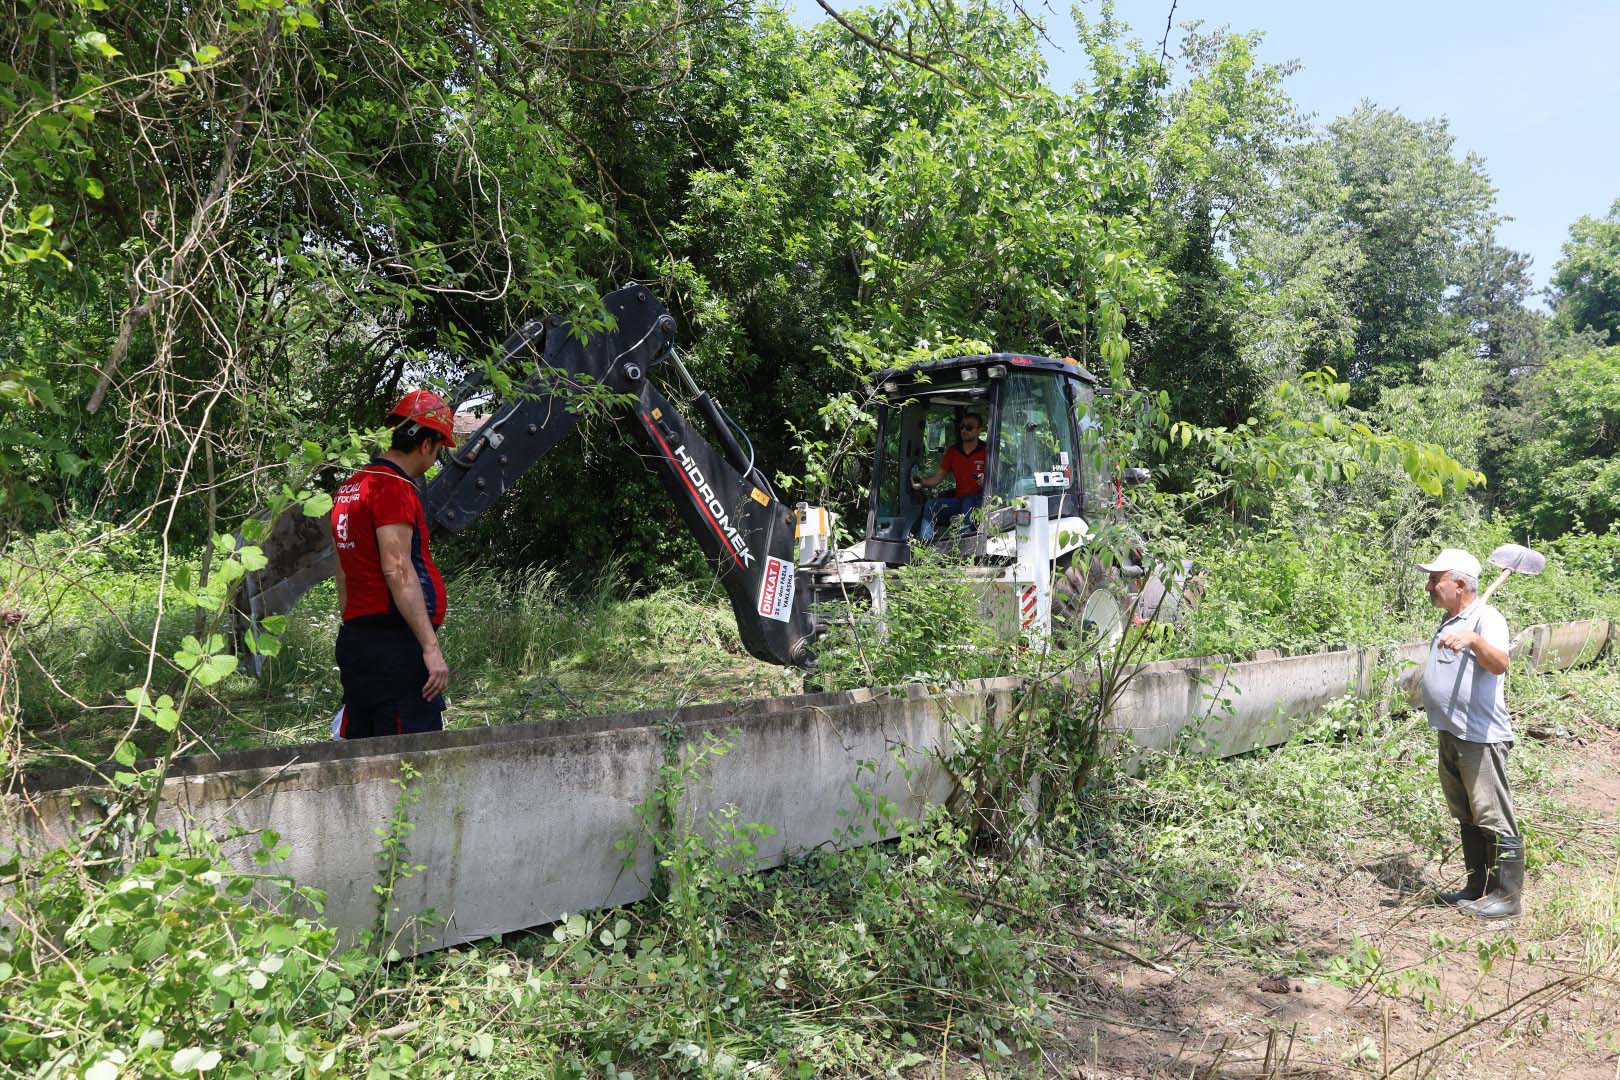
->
[1417, 547, 1481, 579]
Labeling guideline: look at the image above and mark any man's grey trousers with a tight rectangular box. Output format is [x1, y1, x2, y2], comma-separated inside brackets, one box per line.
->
[1437, 730, 1519, 837]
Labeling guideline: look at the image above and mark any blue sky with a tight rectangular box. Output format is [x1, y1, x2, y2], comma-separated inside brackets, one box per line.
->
[787, 0, 1620, 297]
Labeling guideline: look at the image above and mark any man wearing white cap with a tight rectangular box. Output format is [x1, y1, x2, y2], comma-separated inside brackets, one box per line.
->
[1418, 546, 1521, 919]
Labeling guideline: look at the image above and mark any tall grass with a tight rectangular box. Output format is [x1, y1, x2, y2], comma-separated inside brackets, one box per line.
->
[8, 556, 795, 768]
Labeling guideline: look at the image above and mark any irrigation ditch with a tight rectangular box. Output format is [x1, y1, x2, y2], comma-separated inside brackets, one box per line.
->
[3, 619, 1612, 957]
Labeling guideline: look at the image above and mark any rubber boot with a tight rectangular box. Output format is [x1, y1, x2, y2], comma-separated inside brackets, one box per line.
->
[1463, 833, 1524, 919]
[1437, 824, 1488, 907]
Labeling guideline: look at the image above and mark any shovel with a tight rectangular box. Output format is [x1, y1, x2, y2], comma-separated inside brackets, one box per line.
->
[1477, 543, 1546, 603]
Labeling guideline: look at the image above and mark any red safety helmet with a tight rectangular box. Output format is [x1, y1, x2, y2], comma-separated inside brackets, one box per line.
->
[387, 389, 457, 448]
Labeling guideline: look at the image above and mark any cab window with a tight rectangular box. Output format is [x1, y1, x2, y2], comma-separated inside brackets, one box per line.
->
[991, 373, 1079, 500]
[1073, 383, 1114, 512]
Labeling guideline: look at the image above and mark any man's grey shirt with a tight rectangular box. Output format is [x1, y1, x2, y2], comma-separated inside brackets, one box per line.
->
[1421, 598, 1514, 744]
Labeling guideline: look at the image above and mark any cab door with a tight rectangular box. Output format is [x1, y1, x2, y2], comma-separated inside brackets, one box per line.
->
[987, 370, 1082, 516]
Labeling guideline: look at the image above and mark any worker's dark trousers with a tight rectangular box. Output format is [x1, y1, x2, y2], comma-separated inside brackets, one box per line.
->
[1437, 731, 1519, 837]
[335, 622, 446, 739]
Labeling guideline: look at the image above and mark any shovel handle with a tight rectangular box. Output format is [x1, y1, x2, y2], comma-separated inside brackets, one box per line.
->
[1478, 568, 1513, 604]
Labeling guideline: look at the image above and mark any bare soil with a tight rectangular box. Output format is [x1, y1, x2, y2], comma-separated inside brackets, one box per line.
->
[1038, 725, 1620, 1079]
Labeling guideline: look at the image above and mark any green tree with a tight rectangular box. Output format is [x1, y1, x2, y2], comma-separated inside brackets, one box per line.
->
[1453, 237, 1547, 392]
[1, 0, 647, 537]
[1319, 106, 1498, 395]
[1550, 199, 1620, 346]
[1498, 347, 1620, 537]
[1132, 24, 1308, 429]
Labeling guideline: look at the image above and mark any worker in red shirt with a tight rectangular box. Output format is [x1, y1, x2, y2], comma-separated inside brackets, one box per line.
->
[329, 390, 457, 739]
[913, 411, 987, 541]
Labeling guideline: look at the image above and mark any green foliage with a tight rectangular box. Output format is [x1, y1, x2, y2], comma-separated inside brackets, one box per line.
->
[1306, 107, 1498, 395]
[1453, 238, 1547, 389]
[454, 740, 1051, 1074]
[1499, 347, 1620, 536]
[1480, 524, 1620, 627]
[1551, 198, 1620, 345]
[6, 0, 1620, 1070]
[0, 826, 375, 1078]
[375, 762, 429, 947]
[1133, 696, 1448, 871]
[1372, 347, 1493, 474]
[810, 547, 1014, 689]
[1174, 511, 1413, 657]
[1169, 503, 1620, 663]
[1125, 23, 1307, 428]
[1355, 348, 1494, 551]
[1169, 368, 1485, 510]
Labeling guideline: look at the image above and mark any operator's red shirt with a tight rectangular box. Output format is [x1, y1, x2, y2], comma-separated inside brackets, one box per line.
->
[330, 458, 447, 628]
[941, 443, 986, 496]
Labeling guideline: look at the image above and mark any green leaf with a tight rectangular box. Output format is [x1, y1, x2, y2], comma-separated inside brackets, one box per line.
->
[151, 702, 180, 732]
[300, 491, 333, 517]
[170, 1046, 220, 1073]
[194, 44, 222, 64]
[260, 615, 288, 635]
[114, 741, 137, 766]
[238, 545, 268, 572]
[75, 31, 122, 59]
[81, 177, 104, 200]
[193, 653, 238, 687]
[175, 634, 204, 669]
[133, 927, 170, 964]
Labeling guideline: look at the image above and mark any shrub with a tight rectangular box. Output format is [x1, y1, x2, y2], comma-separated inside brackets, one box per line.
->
[1, 827, 375, 1079]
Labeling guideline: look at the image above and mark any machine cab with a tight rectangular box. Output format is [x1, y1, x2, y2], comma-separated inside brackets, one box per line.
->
[863, 354, 1114, 566]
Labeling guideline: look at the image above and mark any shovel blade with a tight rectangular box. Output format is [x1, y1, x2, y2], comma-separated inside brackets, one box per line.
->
[1486, 543, 1546, 576]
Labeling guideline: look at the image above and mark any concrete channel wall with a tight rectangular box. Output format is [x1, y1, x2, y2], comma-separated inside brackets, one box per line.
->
[3, 621, 1611, 954]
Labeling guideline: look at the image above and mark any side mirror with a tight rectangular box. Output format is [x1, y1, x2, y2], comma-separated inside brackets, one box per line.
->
[1121, 467, 1151, 486]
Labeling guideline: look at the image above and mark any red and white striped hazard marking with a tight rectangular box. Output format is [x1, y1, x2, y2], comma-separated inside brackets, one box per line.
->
[1020, 585, 1038, 628]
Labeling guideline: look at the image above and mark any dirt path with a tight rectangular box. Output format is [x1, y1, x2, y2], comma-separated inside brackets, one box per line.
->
[1043, 725, 1620, 1079]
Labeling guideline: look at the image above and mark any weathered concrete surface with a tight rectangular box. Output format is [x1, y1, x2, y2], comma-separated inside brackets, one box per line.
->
[1111, 649, 1364, 760]
[1528, 619, 1612, 672]
[666, 679, 1008, 869]
[2, 622, 1606, 955]
[4, 684, 998, 954]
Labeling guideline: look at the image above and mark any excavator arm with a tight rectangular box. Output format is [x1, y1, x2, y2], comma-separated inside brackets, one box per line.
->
[241, 284, 821, 668]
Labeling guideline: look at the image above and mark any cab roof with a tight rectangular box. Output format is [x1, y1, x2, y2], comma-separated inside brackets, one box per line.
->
[874, 352, 1100, 388]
